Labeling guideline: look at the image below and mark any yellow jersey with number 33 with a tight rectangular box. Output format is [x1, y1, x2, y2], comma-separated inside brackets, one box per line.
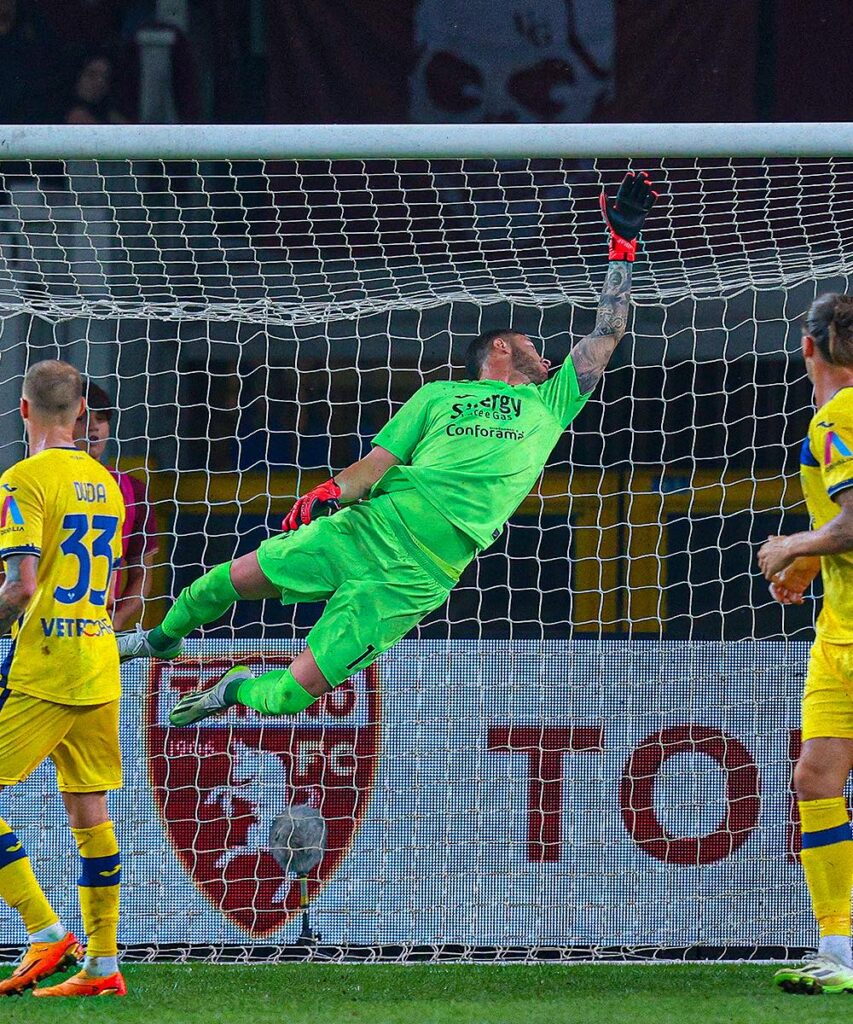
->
[0, 447, 124, 704]
[800, 387, 853, 643]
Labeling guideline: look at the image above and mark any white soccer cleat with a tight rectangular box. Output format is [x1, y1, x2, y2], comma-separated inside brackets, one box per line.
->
[169, 665, 254, 727]
[116, 623, 185, 663]
[774, 952, 853, 995]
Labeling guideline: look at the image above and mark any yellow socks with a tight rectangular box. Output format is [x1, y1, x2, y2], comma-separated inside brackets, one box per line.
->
[0, 815, 121, 963]
[799, 797, 853, 939]
[72, 821, 121, 960]
[0, 816, 58, 936]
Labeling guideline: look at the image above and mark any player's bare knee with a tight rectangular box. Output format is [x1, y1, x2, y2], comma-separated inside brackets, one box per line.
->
[229, 553, 278, 601]
[290, 647, 332, 698]
[62, 791, 110, 830]
[794, 755, 838, 801]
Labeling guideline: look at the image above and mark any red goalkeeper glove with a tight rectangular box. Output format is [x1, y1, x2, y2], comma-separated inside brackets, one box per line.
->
[281, 478, 341, 532]
[600, 170, 658, 262]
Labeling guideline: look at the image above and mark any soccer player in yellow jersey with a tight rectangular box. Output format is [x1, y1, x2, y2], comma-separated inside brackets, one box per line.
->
[758, 293, 853, 995]
[0, 361, 126, 998]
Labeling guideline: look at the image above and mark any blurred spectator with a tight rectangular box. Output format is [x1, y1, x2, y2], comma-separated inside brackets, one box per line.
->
[65, 52, 129, 125]
[74, 380, 160, 631]
[0, 0, 62, 122]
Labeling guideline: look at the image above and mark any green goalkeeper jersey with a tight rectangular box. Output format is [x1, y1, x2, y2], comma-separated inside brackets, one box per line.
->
[370, 357, 591, 553]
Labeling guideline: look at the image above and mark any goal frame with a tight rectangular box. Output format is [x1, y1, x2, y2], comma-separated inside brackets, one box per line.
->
[0, 122, 852, 160]
[0, 121, 851, 964]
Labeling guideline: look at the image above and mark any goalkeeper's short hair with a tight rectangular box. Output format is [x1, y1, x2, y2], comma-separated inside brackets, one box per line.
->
[464, 329, 520, 380]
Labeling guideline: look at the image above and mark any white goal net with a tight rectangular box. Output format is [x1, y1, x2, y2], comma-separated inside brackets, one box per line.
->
[1, 126, 851, 961]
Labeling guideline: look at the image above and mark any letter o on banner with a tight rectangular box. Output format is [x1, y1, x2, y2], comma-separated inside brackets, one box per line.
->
[620, 726, 761, 866]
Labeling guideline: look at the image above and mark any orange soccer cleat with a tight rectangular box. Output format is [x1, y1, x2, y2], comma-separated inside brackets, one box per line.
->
[34, 968, 127, 997]
[0, 933, 84, 996]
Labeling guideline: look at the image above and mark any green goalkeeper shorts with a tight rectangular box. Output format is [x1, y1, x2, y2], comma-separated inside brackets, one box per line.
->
[255, 494, 456, 687]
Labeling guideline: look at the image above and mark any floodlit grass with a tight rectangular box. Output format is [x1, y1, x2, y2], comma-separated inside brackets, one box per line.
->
[2, 963, 852, 1024]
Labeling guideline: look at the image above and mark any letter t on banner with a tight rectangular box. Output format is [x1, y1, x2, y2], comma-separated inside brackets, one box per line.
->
[487, 725, 605, 863]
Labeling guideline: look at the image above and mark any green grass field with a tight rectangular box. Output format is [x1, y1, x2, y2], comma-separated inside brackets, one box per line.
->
[1, 963, 851, 1024]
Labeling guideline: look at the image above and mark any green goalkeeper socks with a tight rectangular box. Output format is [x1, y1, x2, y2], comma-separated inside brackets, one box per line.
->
[228, 668, 317, 716]
[151, 560, 317, 716]
[151, 561, 240, 650]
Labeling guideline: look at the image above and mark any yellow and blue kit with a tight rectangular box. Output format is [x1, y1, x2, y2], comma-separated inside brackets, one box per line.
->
[800, 386, 853, 740]
[797, 388, 853, 943]
[0, 447, 124, 790]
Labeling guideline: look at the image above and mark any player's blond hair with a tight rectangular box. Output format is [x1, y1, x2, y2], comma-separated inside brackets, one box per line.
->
[806, 293, 853, 367]
[22, 360, 83, 421]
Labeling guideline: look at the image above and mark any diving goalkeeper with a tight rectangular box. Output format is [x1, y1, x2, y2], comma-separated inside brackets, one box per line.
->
[119, 171, 658, 723]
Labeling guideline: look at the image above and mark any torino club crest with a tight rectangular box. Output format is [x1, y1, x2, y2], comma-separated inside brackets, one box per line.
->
[146, 653, 379, 937]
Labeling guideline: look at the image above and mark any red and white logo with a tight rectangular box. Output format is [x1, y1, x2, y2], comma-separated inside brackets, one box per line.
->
[146, 653, 380, 936]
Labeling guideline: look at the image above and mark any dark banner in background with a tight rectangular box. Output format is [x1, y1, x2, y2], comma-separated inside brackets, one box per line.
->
[266, 0, 415, 124]
[266, 0, 613, 124]
[770, 0, 853, 121]
[603, 0, 759, 122]
[407, 0, 613, 123]
[264, 0, 853, 124]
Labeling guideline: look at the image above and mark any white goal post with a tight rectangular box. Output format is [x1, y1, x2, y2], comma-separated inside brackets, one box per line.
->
[0, 123, 852, 963]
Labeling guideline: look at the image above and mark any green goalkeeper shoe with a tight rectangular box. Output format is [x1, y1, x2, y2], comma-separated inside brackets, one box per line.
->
[774, 952, 853, 994]
[116, 624, 184, 664]
[169, 665, 254, 726]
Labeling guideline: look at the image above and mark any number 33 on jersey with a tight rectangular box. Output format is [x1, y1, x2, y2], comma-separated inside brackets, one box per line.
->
[0, 447, 125, 705]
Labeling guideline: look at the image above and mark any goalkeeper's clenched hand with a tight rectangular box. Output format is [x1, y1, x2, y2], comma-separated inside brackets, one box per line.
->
[281, 478, 341, 532]
[600, 170, 658, 262]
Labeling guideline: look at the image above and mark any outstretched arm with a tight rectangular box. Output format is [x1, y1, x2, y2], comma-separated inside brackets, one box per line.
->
[570, 170, 657, 395]
[570, 261, 632, 395]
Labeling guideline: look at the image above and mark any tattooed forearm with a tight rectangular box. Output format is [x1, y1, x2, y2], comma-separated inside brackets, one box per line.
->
[0, 554, 36, 636]
[570, 261, 632, 394]
[592, 261, 631, 339]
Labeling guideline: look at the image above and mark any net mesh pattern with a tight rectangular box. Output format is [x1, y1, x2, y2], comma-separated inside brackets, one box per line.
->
[0, 154, 848, 960]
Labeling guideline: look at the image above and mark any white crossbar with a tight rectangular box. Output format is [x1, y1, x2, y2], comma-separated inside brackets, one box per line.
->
[0, 122, 850, 160]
